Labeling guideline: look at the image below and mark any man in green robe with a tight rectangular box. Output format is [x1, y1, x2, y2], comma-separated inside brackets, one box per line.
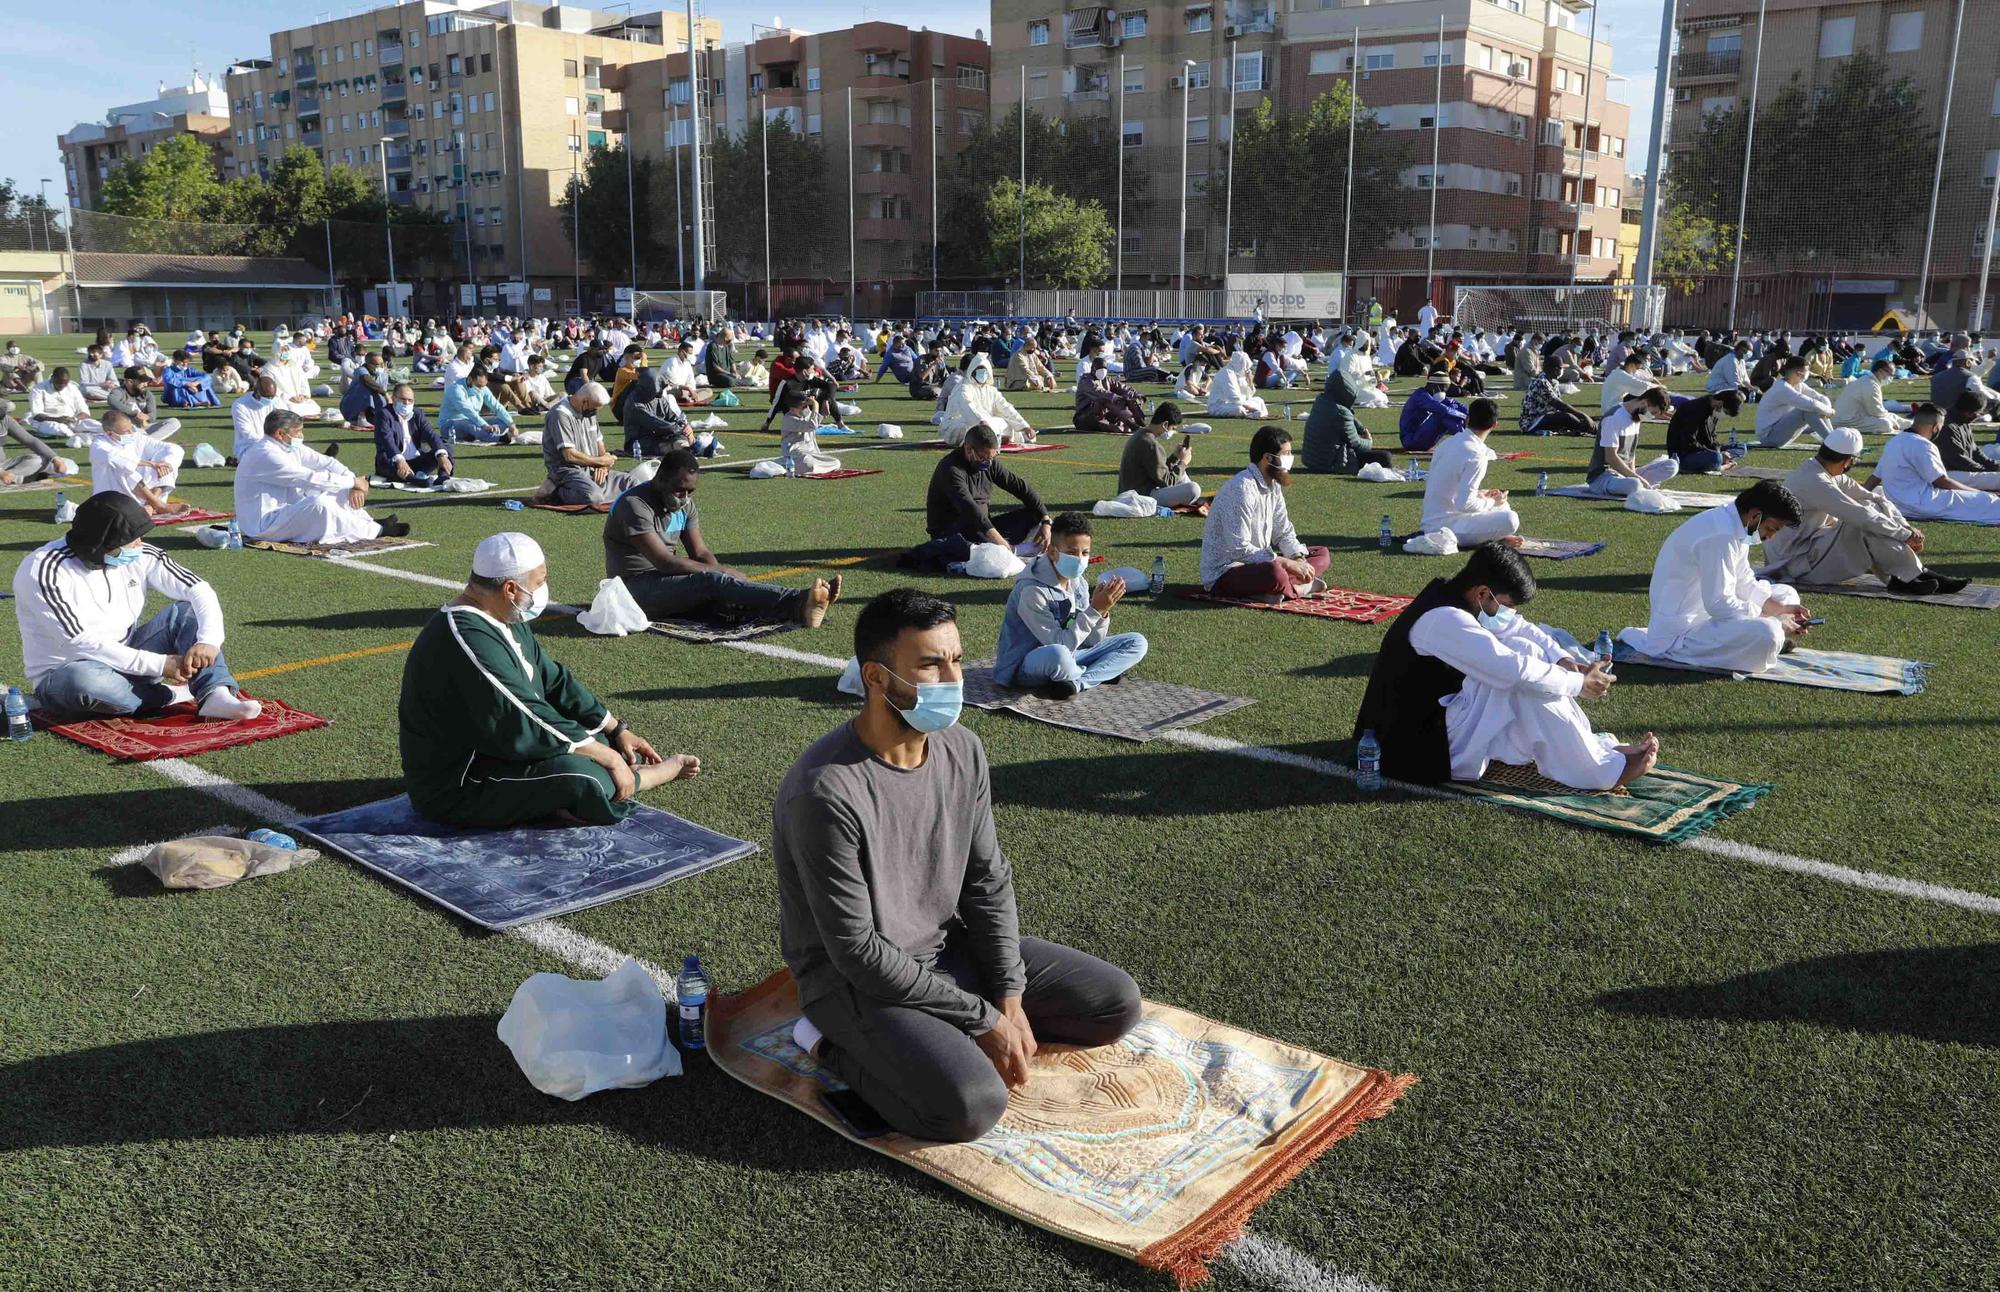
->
[398, 532, 699, 827]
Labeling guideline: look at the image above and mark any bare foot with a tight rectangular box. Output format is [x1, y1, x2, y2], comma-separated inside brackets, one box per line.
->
[1500, 534, 1524, 549]
[635, 754, 701, 791]
[826, 573, 843, 605]
[1612, 733, 1660, 788]
[801, 578, 834, 628]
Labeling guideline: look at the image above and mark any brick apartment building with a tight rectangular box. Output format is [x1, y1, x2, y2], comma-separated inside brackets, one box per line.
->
[59, 76, 233, 212]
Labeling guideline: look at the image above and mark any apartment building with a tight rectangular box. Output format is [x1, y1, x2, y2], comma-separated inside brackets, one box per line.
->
[618, 21, 991, 309]
[989, 0, 1626, 313]
[1667, 0, 2000, 327]
[223, 1, 717, 307]
[59, 75, 233, 211]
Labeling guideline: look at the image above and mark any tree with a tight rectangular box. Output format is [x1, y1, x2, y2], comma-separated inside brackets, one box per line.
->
[556, 140, 677, 284]
[701, 115, 838, 282]
[0, 180, 57, 250]
[1670, 51, 1936, 269]
[1652, 202, 1736, 292]
[98, 134, 225, 223]
[981, 179, 1113, 288]
[1226, 84, 1408, 267]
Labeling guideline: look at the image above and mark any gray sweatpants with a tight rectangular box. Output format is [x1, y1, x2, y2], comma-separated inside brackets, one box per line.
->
[547, 465, 635, 506]
[806, 934, 1142, 1143]
[2, 414, 61, 482]
[621, 569, 803, 622]
[1758, 407, 1833, 448]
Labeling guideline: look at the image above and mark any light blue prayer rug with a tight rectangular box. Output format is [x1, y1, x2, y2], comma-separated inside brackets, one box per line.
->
[294, 795, 757, 929]
[1609, 642, 1929, 695]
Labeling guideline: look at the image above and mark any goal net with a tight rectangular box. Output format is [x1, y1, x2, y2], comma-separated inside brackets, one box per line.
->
[629, 290, 728, 325]
[1451, 285, 1667, 336]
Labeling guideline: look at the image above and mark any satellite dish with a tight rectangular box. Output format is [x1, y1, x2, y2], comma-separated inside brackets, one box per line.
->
[976, 27, 985, 40]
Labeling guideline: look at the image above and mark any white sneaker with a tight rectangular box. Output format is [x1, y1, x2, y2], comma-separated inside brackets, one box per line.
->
[792, 1016, 824, 1058]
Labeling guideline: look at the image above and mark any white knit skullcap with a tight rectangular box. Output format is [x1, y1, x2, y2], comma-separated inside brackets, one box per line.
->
[473, 532, 546, 581]
[1822, 426, 1865, 457]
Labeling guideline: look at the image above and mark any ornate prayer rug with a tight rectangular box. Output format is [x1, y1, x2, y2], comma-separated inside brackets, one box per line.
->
[33, 694, 327, 761]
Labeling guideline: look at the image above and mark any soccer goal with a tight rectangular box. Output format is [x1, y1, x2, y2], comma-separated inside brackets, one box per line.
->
[629, 290, 727, 325]
[1451, 284, 1667, 335]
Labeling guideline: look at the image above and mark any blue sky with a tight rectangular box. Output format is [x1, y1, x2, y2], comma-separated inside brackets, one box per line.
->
[10, 0, 1666, 201]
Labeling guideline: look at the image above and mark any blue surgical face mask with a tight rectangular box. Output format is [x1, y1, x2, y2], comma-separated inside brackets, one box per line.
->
[1743, 523, 1764, 547]
[882, 667, 963, 734]
[1476, 594, 1518, 633]
[103, 544, 144, 568]
[395, 401, 415, 418]
[1053, 551, 1089, 581]
[971, 456, 994, 473]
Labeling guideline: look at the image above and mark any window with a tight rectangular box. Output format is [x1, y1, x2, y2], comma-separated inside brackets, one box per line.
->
[564, 96, 579, 115]
[564, 59, 579, 78]
[749, 72, 763, 93]
[1122, 11, 1147, 37]
[1886, 11, 1923, 53]
[1029, 19, 1050, 45]
[807, 66, 821, 91]
[1233, 50, 1265, 91]
[341, 114, 352, 131]
[1124, 64, 1145, 93]
[807, 113, 822, 135]
[1188, 115, 1209, 144]
[409, 30, 419, 47]
[1187, 61, 1210, 89]
[351, 41, 361, 58]
[1474, 44, 1493, 71]
[485, 92, 496, 111]
[1993, 76, 2000, 116]
[1701, 95, 1737, 116]
[1601, 185, 1620, 207]
[957, 110, 983, 134]
[1706, 32, 1742, 55]
[1413, 167, 1434, 189]
[1030, 70, 1050, 99]
[1608, 135, 1624, 158]
[1984, 148, 1999, 187]
[567, 134, 581, 151]
[448, 54, 462, 75]
[1309, 49, 1342, 76]
[469, 133, 480, 152]
[1364, 52, 1395, 71]
[1421, 43, 1454, 67]
[1818, 16, 1855, 58]
[1123, 121, 1145, 148]
[1186, 5, 1212, 33]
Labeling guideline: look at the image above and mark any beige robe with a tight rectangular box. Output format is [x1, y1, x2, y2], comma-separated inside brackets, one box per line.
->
[1761, 459, 1922, 584]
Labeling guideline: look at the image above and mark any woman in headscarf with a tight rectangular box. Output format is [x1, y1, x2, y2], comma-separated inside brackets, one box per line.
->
[1301, 360, 1394, 475]
[941, 352, 1035, 445]
[1344, 334, 1391, 409]
[1207, 348, 1269, 419]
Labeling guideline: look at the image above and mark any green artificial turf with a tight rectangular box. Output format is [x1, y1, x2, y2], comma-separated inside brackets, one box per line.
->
[2, 333, 1997, 1291]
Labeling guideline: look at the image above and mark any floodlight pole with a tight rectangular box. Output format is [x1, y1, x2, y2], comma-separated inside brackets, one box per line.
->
[1913, 0, 1966, 329]
[1633, 0, 1677, 293]
[1727, 0, 1770, 330]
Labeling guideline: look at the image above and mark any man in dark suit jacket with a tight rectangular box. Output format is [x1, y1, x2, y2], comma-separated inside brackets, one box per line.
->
[372, 382, 453, 482]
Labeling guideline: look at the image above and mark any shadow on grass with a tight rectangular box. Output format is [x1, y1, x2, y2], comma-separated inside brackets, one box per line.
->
[249, 607, 439, 632]
[36, 778, 404, 854]
[612, 675, 843, 706]
[992, 744, 1358, 818]
[1596, 943, 2000, 1049]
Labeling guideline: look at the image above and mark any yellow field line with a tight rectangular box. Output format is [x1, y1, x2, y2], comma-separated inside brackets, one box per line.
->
[749, 554, 870, 582]
[234, 640, 414, 681]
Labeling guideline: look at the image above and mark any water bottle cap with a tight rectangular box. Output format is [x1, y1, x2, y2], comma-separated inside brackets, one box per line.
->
[682, 953, 700, 970]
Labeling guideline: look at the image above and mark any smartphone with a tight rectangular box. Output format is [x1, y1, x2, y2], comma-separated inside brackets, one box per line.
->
[1804, 617, 1826, 626]
[820, 1089, 894, 1140]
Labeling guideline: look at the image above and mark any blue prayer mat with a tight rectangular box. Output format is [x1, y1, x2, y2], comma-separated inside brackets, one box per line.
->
[295, 795, 758, 929]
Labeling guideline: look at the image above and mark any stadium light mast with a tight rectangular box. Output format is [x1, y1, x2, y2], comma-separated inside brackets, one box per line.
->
[1179, 60, 1195, 318]
[1633, 0, 1678, 297]
[686, 0, 707, 296]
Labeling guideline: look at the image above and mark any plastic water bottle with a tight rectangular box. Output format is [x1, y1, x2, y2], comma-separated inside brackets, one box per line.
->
[245, 827, 297, 850]
[1379, 514, 1394, 550]
[1728, 429, 1741, 454]
[53, 492, 76, 524]
[1356, 729, 1383, 793]
[5, 687, 30, 742]
[502, 498, 525, 511]
[1596, 629, 1615, 664]
[1150, 554, 1166, 597]
[1536, 471, 1549, 497]
[676, 954, 709, 1051]
[226, 518, 242, 550]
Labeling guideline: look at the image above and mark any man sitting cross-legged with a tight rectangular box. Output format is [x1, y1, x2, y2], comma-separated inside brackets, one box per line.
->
[993, 512, 1148, 697]
[1352, 542, 1655, 790]
[1754, 356, 1836, 448]
[89, 410, 187, 519]
[604, 449, 839, 628]
[1420, 398, 1521, 547]
[1762, 426, 1963, 598]
[773, 588, 1143, 1142]
[1117, 402, 1203, 509]
[235, 410, 410, 543]
[1620, 481, 1812, 674]
[921, 422, 1052, 563]
[13, 492, 261, 722]
[439, 366, 520, 445]
[399, 532, 699, 828]
[373, 383, 454, 485]
[1198, 425, 1330, 599]
[1585, 387, 1679, 497]
[1867, 402, 2000, 524]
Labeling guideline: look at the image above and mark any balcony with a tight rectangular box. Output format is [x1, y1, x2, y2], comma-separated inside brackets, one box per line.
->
[385, 152, 413, 173]
[852, 20, 908, 53]
[603, 108, 630, 131]
[858, 217, 913, 241]
[379, 43, 403, 67]
[389, 190, 415, 207]
[854, 121, 911, 148]
[600, 64, 630, 92]
[756, 33, 805, 67]
[297, 94, 321, 118]
[384, 114, 410, 137]
[855, 170, 914, 197]
[381, 80, 406, 104]
[293, 60, 317, 85]
[1675, 49, 1742, 81]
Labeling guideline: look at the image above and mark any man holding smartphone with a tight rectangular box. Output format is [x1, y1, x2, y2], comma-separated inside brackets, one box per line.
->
[772, 589, 1142, 1142]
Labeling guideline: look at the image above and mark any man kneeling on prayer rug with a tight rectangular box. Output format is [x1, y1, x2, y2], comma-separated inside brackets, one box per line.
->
[1352, 543, 1655, 791]
[398, 532, 698, 828]
[773, 589, 1142, 1142]
[1620, 481, 1811, 674]
[1761, 426, 1966, 597]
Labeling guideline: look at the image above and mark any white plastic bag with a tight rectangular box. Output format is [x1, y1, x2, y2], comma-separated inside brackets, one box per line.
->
[1625, 486, 1681, 514]
[578, 576, 651, 636]
[628, 458, 660, 486]
[962, 542, 1027, 579]
[437, 476, 492, 493]
[1403, 528, 1458, 556]
[747, 459, 786, 479]
[1180, 420, 1214, 434]
[192, 442, 227, 468]
[514, 430, 544, 445]
[1356, 462, 1403, 483]
[876, 423, 904, 439]
[496, 959, 681, 1102]
[836, 656, 866, 696]
[140, 834, 316, 890]
[194, 524, 231, 549]
[836, 401, 862, 418]
[1100, 564, 1150, 592]
[1092, 490, 1160, 519]
[696, 413, 728, 430]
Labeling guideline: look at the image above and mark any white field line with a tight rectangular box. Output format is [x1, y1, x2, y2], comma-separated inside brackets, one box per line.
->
[124, 760, 1352, 1291]
[299, 551, 2000, 920]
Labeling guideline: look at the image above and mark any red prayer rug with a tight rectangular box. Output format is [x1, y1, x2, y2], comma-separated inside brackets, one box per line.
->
[1178, 586, 1412, 624]
[165, 508, 235, 526]
[792, 469, 884, 480]
[526, 501, 612, 514]
[917, 441, 1066, 453]
[33, 694, 329, 761]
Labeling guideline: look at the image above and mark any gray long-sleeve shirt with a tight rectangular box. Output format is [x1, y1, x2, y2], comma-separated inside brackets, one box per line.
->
[772, 720, 1025, 1034]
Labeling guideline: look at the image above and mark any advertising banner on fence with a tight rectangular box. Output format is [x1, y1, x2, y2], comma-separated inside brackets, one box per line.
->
[1225, 273, 1344, 320]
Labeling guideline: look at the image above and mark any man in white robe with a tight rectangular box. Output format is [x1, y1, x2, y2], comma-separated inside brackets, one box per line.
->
[269, 343, 333, 425]
[1421, 400, 1521, 546]
[29, 369, 98, 446]
[1831, 359, 1910, 436]
[232, 373, 279, 458]
[940, 353, 1034, 446]
[1352, 543, 1656, 791]
[1868, 404, 2000, 524]
[88, 410, 185, 518]
[1620, 482, 1811, 674]
[1206, 349, 1269, 419]
[233, 410, 404, 544]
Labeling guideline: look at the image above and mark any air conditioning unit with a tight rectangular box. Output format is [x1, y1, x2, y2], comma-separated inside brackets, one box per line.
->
[1508, 63, 1528, 79]
[1225, 23, 1242, 38]
[1170, 74, 1184, 88]
[1104, 29, 1122, 46]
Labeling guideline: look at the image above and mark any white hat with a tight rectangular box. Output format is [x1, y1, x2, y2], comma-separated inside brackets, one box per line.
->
[1823, 426, 1865, 457]
[473, 532, 546, 581]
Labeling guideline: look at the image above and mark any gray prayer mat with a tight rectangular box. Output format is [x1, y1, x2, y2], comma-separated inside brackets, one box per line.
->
[1718, 464, 1793, 481]
[959, 662, 1252, 743]
[649, 617, 800, 644]
[1549, 484, 1733, 510]
[1513, 537, 1605, 560]
[1609, 642, 1928, 695]
[1756, 572, 2000, 610]
[294, 794, 758, 930]
[0, 476, 79, 494]
[245, 536, 433, 559]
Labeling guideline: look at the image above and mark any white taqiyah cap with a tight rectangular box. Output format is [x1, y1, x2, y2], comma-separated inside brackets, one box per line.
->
[1823, 426, 1865, 457]
[473, 532, 545, 581]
